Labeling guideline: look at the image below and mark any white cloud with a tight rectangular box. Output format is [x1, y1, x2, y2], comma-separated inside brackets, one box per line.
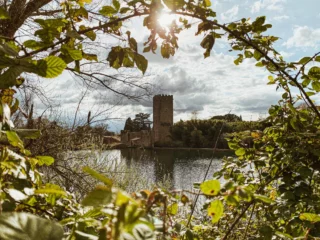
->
[251, 0, 286, 13]
[279, 51, 294, 59]
[273, 15, 289, 21]
[221, 5, 239, 23]
[284, 26, 320, 48]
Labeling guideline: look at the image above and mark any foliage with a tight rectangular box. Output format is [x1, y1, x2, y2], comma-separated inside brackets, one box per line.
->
[170, 118, 265, 148]
[0, 0, 319, 239]
[211, 113, 243, 122]
[124, 113, 152, 132]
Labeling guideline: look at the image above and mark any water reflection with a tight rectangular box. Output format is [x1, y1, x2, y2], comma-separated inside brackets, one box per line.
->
[119, 148, 233, 190]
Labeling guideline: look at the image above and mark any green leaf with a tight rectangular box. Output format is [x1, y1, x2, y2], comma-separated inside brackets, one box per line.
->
[75, 231, 99, 240]
[308, 66, 320, 80]
[185, 229, 194, 240]
[37, 56, 66, 78]
[312, 81, 320, 92]
[66, 30, 83, 40]
[204, 0, 211, 7]
[75, 7, 89, 19]
[115, 190, 131, 206]
[255, 62, 264, 67]
[113, 0, 120, 10]
[163, 0, 185, 10]
[200, 34, 215, 58]
[123, 55, 134, 67]
[79, 25, 96, 41]
[132, 224, 155, 240]
[0, 66, 24, 88]
[306, 91, 315, 96]
[234, 54, 243, 65]
[259, 225, 273, 240]
[298, 57, 311, 65]
[200, 179, 220, 196]
[207, 200, 223, 223]
[83, 53, 98, 61]
[107, 46, 123, 69]
[268, 75, 275, 84]
[225, 195, 239, 206]
[0, 43, 18, 56]
[275, 232, 293, 239]
[84, 30, 96, 41]
[82, 186, 112, 207]
[35, 186, 66, 196]
[78, 0, 92, 6]
[299, 213, 320, 223]
[181, 194, 189, 204]
[302, 78, 311, 87]
[244, 50, 253, 58]
[23, 40, 44, 50]
[253, 16, 266, 26]
[134, 53, 148, 74]
[0, 7, 10, 19]
[254, 194, 274, 204]
[253, 50, 262, 61]
[35, 156, 54, 166]
[67, 49, 82, 60]
[161, 43, 174, 59]
[83, 166, 113, 187]
[99, 6, 117, 16]
[6, 131, 24, 149]
[168, 202, 178, 215]
[235, 148, 245, 156]
[16, 129, 41, 139]
[0, 212, 64, 240]
[298, 166, 312, 178]
[129, 38, 138, 52]
[120, 7, 131, 14]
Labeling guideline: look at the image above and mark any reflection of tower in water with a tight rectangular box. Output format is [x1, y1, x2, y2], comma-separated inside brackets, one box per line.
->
[120, 148, 175, 187]
[154, 149, 174, 187]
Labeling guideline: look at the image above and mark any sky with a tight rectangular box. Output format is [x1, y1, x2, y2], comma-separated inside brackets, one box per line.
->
[35, 0, 320, 132]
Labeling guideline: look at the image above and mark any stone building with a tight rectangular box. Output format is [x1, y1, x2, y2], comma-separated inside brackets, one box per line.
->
[121, 130, 153, 147]
[153, 94, 173, 145]
[121, 94, 174, 148]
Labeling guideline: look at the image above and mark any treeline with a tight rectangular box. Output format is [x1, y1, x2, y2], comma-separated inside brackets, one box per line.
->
[170, 114, 266, 148]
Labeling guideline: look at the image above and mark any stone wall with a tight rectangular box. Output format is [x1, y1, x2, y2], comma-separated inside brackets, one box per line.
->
[120, 130, 153, 148]
[153, 94, 173, 144]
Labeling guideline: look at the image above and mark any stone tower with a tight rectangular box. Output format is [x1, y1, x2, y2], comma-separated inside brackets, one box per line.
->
[153, 94, 173, 144]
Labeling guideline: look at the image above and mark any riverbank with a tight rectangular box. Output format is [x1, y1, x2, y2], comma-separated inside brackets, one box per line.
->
[153, 147, 233, 152]
[108, 143, 233, 152]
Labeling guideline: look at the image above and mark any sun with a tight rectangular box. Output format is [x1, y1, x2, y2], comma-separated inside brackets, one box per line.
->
[158, 12, 177, 28]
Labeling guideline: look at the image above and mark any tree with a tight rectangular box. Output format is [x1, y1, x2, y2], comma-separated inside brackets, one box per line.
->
[211, 113, 242, 122]
[0, 0, 151, 99]
[133, 113, 152, 131]
[124, 117, 134, 131]
[0, 0, 320, 239]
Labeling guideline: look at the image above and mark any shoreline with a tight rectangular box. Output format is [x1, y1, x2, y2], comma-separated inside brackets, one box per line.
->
[153, 147, 233, 152]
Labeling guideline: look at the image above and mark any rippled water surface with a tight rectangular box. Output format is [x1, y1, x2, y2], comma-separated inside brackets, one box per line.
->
[99, 148, 233, 189]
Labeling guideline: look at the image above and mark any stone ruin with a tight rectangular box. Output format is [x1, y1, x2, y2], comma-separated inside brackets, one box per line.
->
[121, 94, 173, 148]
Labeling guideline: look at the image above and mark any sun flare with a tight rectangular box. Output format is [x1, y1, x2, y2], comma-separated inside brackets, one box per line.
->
[158, 13, 177, 28]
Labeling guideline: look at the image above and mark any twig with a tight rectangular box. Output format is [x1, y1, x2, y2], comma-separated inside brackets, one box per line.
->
[175, 12, 320, 120]
[243, 203, 256, 239]
[223, 201, 253, 240]
[186, 112, 228, 228]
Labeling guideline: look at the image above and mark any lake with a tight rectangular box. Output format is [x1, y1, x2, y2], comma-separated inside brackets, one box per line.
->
[98, 148, 234, 190]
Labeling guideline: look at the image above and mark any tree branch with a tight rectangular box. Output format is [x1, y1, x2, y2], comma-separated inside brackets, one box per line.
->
[175, 11, 320, 120]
